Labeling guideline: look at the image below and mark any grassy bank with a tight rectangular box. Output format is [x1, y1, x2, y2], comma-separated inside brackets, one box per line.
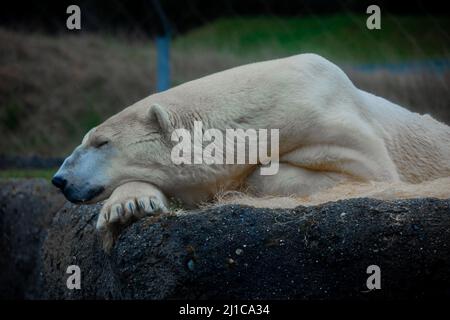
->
[0, 28, 242, 158]
[1, 14, 450, 163]
[0, 168, 56, 180]
[174, 14, 450, 62]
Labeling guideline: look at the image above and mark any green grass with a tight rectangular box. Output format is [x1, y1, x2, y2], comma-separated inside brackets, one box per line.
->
[174, 14, 450, 63]
[0, 168, 57, 181]
[0, 99, 25, 131]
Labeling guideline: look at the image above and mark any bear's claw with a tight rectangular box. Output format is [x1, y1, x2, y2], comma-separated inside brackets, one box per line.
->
[96, 196, 168, 230]
[95, 182, 169, 232]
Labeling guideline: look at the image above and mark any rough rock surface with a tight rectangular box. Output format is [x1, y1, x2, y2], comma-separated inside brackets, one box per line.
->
[1, 179, 450, 299]
[0, 179, 65, 299]
[41, 198, 450, 300]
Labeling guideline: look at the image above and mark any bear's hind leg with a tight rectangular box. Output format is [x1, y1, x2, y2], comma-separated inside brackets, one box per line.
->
[246, 163, 352, 197]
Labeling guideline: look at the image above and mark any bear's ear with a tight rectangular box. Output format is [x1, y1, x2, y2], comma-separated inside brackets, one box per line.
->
[148, 103, 173, 133]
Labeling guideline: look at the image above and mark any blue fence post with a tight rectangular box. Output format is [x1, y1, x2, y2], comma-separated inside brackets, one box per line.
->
[156, 35, 170, 92]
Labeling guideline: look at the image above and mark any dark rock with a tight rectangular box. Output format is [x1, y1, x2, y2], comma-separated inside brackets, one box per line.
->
[0, 179, 65, 299]
[42, 198, 450, 300]
[2, 179, 450, 299]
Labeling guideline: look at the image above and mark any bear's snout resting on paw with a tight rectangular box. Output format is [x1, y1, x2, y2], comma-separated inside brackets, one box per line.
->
[53, 53, 450, 246]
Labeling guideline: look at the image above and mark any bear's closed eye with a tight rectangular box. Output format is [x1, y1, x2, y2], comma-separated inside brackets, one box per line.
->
[94, 140, 109, 148]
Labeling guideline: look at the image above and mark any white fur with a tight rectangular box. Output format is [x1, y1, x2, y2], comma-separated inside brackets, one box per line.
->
[60, 54, 450, 232]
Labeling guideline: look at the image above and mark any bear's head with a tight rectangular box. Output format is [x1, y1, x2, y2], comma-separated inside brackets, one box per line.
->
[52, 103, 176, 204]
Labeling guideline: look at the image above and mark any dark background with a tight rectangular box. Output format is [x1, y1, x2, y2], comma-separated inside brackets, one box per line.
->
[1, 0, 449, 35]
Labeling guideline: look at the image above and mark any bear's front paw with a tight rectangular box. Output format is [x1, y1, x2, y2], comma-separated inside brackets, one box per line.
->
[96, 195, 168, 230]
[96, 182, 169, 231]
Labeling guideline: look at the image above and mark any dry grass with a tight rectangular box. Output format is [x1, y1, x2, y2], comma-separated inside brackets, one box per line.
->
[0, 28, 240, 156]
[0, 29, 154, 155]
[1, 28, 449, 157]
[213, 177, 450, 208]
[347, 69, 450, 124]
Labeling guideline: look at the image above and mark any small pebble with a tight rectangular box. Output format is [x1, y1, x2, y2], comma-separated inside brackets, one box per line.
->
[187, 259, 195, 271]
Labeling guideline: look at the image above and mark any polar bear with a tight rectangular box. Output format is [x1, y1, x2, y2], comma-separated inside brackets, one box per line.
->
[52, 53, 450, 234]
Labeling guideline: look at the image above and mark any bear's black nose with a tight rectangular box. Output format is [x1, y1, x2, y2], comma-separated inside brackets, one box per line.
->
[52, 175, 67, 190]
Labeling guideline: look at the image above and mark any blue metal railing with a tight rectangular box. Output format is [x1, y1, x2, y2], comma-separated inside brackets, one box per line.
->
[156, 35, 170, 92]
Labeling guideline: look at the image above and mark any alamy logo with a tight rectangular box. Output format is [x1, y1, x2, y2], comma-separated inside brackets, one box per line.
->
[366, 265, 381, 290]
[366, 5, 381, 30]
[66, 265, 81, 290]
[170, 121, 280, 175]
[66, 5, 81, 30]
